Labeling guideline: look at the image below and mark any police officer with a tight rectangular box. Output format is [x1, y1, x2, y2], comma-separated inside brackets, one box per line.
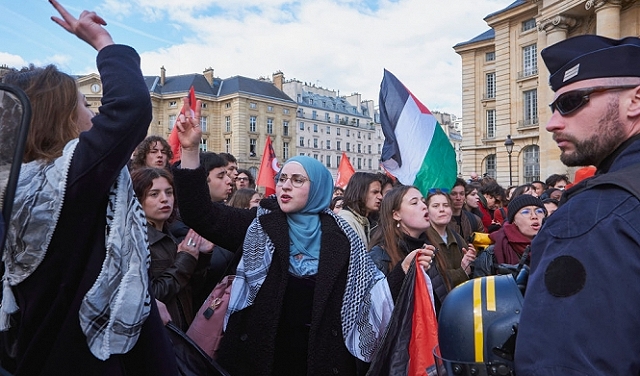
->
[515, 35, 640, 375]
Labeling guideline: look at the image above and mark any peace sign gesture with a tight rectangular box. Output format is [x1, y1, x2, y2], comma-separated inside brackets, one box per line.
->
[49, 0, 114, 51]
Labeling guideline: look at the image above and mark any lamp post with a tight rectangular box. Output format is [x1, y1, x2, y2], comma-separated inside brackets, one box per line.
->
[504, 134, 514, 186]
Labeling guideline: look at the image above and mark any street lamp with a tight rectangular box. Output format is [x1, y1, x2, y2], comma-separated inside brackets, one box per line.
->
[504, 134, 514, 186]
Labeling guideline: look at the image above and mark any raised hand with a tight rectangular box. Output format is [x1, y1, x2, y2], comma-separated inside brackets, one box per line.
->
[49, 0, 114, 51]
[175, 96, 202, 151]
[461, 245, 477, 275]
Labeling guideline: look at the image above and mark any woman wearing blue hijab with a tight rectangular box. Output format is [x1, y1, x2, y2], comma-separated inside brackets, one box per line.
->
[173, 114, 401, 375]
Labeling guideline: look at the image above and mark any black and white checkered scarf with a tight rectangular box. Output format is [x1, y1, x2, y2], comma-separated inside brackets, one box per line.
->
[225, 205, 394, 362]
[1, 139, 150, 360]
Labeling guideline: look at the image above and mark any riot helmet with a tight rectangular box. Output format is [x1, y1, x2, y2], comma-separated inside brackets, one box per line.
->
[434, 275, 523, 376]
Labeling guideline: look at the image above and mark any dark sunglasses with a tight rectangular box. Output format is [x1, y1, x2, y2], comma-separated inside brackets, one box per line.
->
[549, 85, 638, 116]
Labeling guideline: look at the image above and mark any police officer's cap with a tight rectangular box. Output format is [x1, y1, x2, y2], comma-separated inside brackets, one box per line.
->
[542, 35, 640, 91]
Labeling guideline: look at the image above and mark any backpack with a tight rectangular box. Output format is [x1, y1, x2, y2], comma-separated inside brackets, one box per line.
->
[563, 163, 640, 203]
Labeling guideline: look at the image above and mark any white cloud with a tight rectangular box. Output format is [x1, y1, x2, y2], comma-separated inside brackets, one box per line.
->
[134, 0, 513, 115]
[0, 52, 27, 68]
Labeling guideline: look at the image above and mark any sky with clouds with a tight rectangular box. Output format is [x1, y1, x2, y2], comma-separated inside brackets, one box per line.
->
[1, 0, 515, 116]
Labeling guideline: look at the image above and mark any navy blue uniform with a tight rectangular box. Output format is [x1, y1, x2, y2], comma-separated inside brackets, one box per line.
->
[515, 137, 640, 375]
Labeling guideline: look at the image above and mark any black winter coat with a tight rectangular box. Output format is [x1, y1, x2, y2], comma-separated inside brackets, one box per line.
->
[173, 167, 403, 376]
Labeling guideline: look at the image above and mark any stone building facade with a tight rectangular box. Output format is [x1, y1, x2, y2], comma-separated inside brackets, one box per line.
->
[279, 74, 383, 179]
[454, 0, 640, 186]
[77, 67, 297, 179]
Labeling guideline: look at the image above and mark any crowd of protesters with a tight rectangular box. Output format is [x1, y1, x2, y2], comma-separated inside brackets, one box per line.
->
[3, 3, 636, 375]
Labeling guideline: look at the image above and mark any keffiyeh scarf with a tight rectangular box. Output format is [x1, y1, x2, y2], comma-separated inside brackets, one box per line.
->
[1, 139, 150, 360]
[225, 206, 394, 362]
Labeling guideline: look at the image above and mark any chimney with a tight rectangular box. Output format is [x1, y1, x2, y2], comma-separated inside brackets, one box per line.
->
[160, 66, 166, 86]
[203, 67, 214, 86]
[272, 71, 284, 90]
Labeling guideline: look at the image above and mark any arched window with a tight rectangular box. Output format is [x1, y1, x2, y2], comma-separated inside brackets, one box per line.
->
[484, 154, 496, 178]
[522, 145, 540, 183]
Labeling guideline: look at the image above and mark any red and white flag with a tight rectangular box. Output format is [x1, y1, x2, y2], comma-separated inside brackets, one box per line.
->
[256, 137, 279, 196]
[168, 86, 197, 164]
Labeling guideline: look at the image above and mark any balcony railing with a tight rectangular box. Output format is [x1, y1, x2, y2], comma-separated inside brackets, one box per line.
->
[518, 117, 539, 128]
[518, 68, 538, 79]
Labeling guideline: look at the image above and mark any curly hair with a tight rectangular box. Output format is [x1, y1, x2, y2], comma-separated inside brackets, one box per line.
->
[131, 136, 173, 170]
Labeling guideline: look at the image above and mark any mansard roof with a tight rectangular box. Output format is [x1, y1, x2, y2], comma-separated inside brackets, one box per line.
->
[143, 73, 293, 103]
[454, 28, 495, 48]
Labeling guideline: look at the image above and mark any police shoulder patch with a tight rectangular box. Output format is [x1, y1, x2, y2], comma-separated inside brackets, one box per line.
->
[544, 255, 586, 297]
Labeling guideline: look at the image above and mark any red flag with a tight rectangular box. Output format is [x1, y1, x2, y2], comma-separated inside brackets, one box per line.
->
[335, 152, 355, 189]
[168, 86, 197, 164]
[256, 137, 279, 196]
[408, 266, 439, 375]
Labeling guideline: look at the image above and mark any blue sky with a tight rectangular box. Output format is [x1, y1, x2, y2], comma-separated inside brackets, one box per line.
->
[1, 0, 514, 115]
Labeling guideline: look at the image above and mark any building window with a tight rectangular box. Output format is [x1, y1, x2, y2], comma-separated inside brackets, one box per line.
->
[225, 116, 231, 132]
[346, 129, 350, 137]
[199, 138, 207, 152]
[283, 121, 289, 136]
[523, 145, 540, 183]
[299, 121, 304, 131]
[249, 116, 257, 132]
[346, 142, 351, 152]
[201, 102, 208, 109]
[326, 155, 331, 168]
[486, 109, 496, 139]
[200, 116, 208, 132]
[283, 142, 289, 160]
[313, 124, 318, 132]
[249, 139, 257, 157]
[523, 89, 538, 126]
[169, 101, 177, 108]
[335, 114, 340, 123]
[267, 105, 273, 112]
[225, 138, 231, 153]
[168, 114, 176, 130]
[312, 110, 317, 120]
[357, 144, 362, 153]
[522, 44, 538, 77]
[249, 102, 257, 109]
[326, 126, 331, 134]
[336, 128, 341, 136]
[267, 118, 273, 134]
[325, 113, 330, 121]
[357, 131, 361, 139]
[357, 158, 362, 169]
[486, 72, 496, 99]
[368, 159, 372, 169]
[486, 51, 495, 62]
[522, 18, 536, 32]
[299, 137, 304, 147]
[327, 140, 331, 150]
[225, 102, 231, 109]
[313, 154, 318, 160]
[309, 98, 314, 105]
[337, 154, 341, 166]
[337, 141, 341, 151]
[313, 139, 318, 148]
[283, 108, 290, 115]
[368, 133, 371, 140]
[485, 154, 496, 178]
[377, 144, 381, 154]
[368, 145, 371, 154]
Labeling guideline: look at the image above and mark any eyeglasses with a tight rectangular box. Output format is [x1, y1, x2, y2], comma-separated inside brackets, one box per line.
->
[519, 207, 546, 217]
[549, 85, 638, 116]
[276, 174, 309, 188]
[236, 177, 249, 182]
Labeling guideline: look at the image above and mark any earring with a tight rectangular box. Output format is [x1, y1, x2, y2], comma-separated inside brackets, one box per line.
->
[396, 221, 400, 228]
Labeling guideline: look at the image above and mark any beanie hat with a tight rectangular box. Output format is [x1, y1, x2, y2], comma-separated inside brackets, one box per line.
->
[507, 195, 545, 224]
